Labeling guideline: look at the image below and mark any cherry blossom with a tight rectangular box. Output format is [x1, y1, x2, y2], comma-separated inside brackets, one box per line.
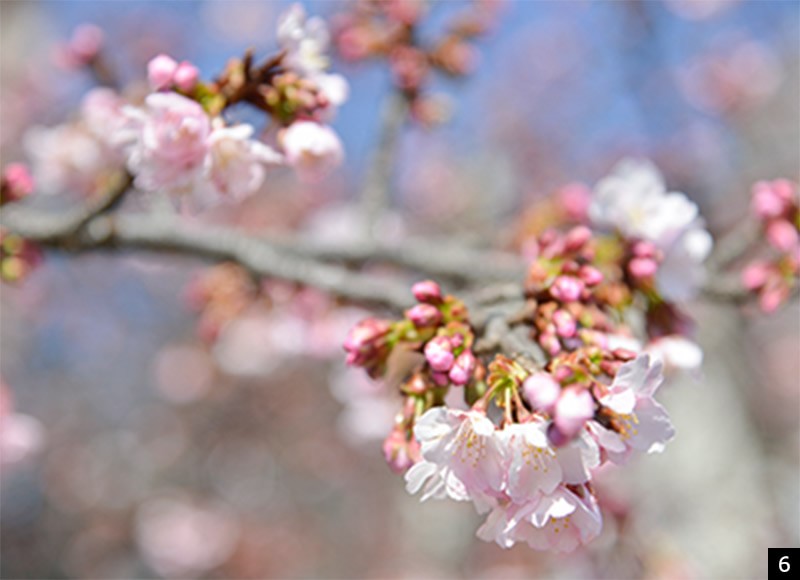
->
[280, 121, 344, 183]
[589, 354, 675, 464]
[125, 92, 211, 195]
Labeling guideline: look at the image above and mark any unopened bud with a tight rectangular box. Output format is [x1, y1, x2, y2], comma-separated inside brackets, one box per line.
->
[411, 280, 443, 304]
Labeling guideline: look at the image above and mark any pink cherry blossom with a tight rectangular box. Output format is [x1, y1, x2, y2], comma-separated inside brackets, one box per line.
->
[203, 122, 282, 202]
[280, 121, 344, 183]
[499, 421, 561, 503]
[410, 407, 505, 499]
[589, 354, 675, 464]
[126, 92, 211, 194]
[477, 484, 602, 552]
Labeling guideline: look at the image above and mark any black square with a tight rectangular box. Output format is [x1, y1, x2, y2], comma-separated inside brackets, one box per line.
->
[769, 548, 800, 579]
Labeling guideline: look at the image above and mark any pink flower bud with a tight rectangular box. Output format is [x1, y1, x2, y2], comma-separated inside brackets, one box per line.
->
[766, 219, 798, 253]
[578, 265, 604, 286]
[523, 372, 561, 414]
[343, 318, 391, 369]
[742, 261, 770, 290]
[553, 365, 573, 382]
[174, 61, 200, 91]
[552, 309, 577, 338]
[632, 240, 658, 258]
[547, 422, 571, 447]
[550, 275, 584, 303]
[553, 387, 595, 440]
[564, 225, 592, 251]
[628, 257, 659, 279]
[539, 331, 561, 356]
[411, 280, 442, 304]
[431, 371, 450, 386]
[281, 121, 344, 183]
[1, 163, 34, 203]
[448, 350, 476, 386]
[382, 429, 419, 474]
[424, 336, 454, 372]
[405, 303, 441, 327]
[558, 182, 591, 222]
[751, 180, 794, 220]
[147, 54, 178, 90]
[760, 282, 789, 313]
[69, 24, 104, 62]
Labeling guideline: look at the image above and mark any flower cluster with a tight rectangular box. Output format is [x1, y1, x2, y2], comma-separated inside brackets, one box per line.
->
[742, 179, 799, 312]
[21, 4, 347, 205]
[405, 350, 673, 552]
[589, 159, 713, 303]
[344, 280, 480, 473]
[332, 0, 499, 125]
[343, 159, 709, 551]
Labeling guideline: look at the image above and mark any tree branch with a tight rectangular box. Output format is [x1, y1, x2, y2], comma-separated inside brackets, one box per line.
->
[1, 206, 414, 312]
[264, 234, 526, 283]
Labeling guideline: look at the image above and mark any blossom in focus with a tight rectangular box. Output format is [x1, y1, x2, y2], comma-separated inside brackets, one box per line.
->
[588, 354, 675, 464]
[410, 407, 505, 500]
[280, 121, 344, 183]
[477, 485, 602, 552]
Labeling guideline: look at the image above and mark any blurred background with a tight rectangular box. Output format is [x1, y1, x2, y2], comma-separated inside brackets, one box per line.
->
[1, 1, 798, 578]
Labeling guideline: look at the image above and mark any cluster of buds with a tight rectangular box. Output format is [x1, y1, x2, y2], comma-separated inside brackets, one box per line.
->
[742, 179, 800, 312]
[183, 263, 260, 342]
[332, 0, 499, 125]
[147, 54, 200, 93]
[344, 280, 480, 472]
[523, 225, 636, 356]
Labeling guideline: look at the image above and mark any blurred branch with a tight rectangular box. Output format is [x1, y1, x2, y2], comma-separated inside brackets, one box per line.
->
[359, 91, 408, 237]
[706, 218, 761, 271]
[1, 206, 414, 312]
[265, 234, 526, 283]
